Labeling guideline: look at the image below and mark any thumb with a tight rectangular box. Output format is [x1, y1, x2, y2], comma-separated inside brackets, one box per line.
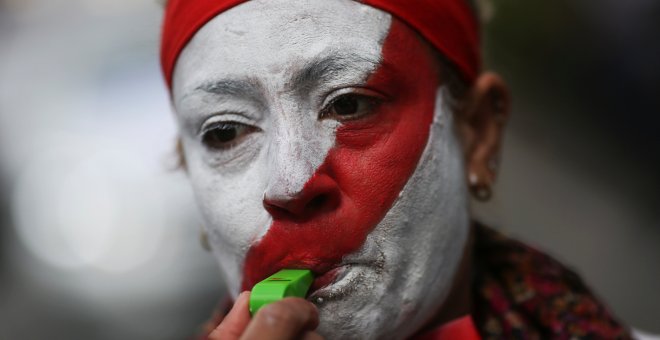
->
[208, 291, 251, 340]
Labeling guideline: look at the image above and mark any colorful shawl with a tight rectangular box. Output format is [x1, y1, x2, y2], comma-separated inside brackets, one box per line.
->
[472, 223, 631, 339]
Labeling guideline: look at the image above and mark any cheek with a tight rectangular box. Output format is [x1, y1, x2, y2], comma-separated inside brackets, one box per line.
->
[241, 20, 441, 290]
[188, 143, 274, 294]
[187, 140, 271, 249]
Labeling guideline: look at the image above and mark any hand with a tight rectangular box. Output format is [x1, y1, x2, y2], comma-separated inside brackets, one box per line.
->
[208, 291, 323, 340]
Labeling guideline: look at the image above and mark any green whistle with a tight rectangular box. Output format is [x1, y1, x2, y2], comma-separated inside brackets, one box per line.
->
[249, 269, 314, 316]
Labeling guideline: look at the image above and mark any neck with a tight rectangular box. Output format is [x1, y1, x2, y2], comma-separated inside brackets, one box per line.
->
[416, 222, 475, 335]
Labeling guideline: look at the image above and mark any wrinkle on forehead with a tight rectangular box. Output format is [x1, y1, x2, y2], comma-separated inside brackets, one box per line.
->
[184, 53, 382, 113]
[171, 0, 392, 105]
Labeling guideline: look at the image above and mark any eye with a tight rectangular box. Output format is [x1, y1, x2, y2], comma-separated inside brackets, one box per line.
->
[321, 93, 380, 121]
[201, 122, 257, 150]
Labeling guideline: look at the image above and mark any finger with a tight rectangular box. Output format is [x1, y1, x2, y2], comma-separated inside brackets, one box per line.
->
[301, 331, 324, 340]
[208, 291, 251, 340]
[240, 297, 319, 340]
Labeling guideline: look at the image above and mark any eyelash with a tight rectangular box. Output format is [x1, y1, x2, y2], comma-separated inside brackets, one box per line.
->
[201, 121, 259, 151]
[319, 92, 383, 121]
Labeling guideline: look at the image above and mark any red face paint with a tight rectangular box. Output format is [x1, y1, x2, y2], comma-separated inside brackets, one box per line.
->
[241, 20, 441, 291]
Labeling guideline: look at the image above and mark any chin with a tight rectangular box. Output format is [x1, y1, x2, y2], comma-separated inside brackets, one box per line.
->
[310, 258, 449, 340]
[309, 217, 467, 340]
[313, 265, 397, 340]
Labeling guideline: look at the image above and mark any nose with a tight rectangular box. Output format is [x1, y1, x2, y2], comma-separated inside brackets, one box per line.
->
[263, 173, 340, 221]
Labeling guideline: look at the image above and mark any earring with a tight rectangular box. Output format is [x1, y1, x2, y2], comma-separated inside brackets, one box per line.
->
[469, 172, 492, 202]
[200, 228, 212, 252]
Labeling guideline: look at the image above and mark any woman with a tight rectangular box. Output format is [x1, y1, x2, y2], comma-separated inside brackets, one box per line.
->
[160, 0, 631, 338]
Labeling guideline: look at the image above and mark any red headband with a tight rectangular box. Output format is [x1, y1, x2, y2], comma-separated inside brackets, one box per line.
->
[160, 0, 480, 90]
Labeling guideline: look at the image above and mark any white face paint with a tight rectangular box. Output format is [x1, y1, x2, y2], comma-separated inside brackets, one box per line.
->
[172, 0, 470, 338]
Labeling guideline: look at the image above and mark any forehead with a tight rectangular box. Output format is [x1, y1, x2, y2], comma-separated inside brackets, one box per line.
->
[172, 0, 392, 99]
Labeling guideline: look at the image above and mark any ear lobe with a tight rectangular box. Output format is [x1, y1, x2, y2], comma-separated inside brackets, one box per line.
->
[461, 72, 511, 199]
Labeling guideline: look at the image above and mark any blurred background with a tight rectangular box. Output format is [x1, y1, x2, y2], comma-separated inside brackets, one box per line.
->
[0, 0, 658, 338]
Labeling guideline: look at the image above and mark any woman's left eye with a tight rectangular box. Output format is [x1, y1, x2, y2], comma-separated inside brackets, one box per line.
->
[321, 94, 380, 120]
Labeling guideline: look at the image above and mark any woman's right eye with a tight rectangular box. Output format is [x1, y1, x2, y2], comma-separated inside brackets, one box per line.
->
[201, 122, 257, 150]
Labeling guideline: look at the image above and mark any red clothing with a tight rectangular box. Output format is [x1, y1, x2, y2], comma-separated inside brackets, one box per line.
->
[415, 316, 481, 340]
[160, 0, 479, 89]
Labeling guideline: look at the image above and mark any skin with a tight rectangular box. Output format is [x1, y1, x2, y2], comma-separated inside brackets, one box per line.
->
[208, 292, 322, 340]
[171, 0, 510, 338]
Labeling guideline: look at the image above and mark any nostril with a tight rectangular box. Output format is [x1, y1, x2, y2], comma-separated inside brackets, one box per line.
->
[263, 191, 339, 221]
[307, 194, 328, 211]
[263, 198, 291, 219]
[263, 174, 341, 221]
[303, 192, 340, 217]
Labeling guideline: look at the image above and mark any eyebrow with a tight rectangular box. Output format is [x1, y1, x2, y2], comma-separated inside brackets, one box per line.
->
[196, 78, 263, 100]
[289, 53, 383, 92]
[194, 53, 385, 99]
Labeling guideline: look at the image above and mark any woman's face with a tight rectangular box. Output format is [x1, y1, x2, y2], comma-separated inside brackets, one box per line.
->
[171, 0, 470, 338]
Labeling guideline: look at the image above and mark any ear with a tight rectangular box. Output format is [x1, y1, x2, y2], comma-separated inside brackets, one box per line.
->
[455, 72, 511, 200]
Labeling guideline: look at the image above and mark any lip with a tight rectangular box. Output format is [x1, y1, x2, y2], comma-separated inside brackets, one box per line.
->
[248, 262, 357, 297]
[306, 263, 367, 303]
[244, 246, 379, 296]
[311, 266, 342, 293]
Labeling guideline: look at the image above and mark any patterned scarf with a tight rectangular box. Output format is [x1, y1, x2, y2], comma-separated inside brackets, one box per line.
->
[472, 223, 631, 339]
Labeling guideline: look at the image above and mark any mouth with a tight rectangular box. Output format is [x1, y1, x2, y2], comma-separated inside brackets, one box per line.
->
[307, 263, 370, 303]
[310, 266, 343, 293]
[247, 262, 364, 302]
